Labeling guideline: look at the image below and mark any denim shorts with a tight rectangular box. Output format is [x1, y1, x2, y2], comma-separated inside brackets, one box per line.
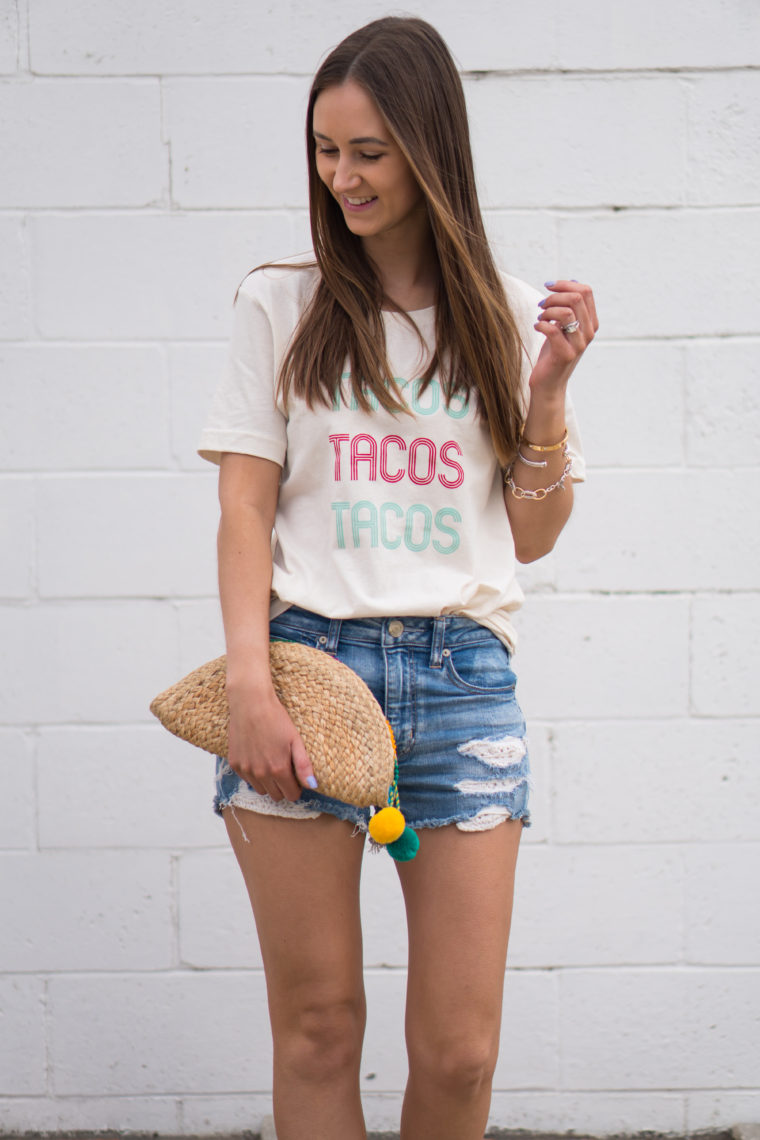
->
[214, 605, 531, 833]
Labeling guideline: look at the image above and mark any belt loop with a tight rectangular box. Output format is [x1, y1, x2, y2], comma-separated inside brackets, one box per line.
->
[325, 618, 342, 654]
[430, 616, 446, 668]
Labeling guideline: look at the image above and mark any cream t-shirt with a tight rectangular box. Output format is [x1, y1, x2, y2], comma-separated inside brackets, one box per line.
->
[198, 259, 584, 651]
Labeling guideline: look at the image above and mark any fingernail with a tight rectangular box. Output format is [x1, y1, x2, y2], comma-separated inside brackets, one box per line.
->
[570, 278, 579, 282]
[538, 298, 547, 307]
[306, 775, 318, 789]
[544, 280, 555, 288]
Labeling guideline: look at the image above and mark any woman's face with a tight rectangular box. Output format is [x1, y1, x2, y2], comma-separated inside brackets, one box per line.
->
[312, 80, 427, 245]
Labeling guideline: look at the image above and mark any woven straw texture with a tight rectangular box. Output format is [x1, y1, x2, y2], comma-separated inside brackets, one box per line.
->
[149, 641, 394, 807]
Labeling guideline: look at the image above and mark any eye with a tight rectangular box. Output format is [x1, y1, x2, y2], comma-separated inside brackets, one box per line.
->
[316, 146, 338, 157]
[360, 153, 383, 162]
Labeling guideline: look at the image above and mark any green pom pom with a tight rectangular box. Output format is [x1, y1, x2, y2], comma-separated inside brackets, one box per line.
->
[387, 825, 419, 862]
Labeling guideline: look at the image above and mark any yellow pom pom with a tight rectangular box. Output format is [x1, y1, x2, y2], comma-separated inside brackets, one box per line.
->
[368, 806, 406, 845]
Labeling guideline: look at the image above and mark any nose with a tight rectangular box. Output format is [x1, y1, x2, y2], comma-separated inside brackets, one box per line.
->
[332, 154, 362, 194]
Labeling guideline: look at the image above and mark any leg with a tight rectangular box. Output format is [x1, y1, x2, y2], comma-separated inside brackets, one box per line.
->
[224, 807, 368, 1140]
[396, 819, 523, 1140]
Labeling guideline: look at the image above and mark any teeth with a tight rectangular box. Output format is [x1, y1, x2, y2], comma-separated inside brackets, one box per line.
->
[346, 196, 375, 205]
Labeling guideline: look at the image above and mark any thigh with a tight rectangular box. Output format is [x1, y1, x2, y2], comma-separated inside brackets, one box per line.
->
[396, 821, 523, 1051]
[225, 808, 367, 1016]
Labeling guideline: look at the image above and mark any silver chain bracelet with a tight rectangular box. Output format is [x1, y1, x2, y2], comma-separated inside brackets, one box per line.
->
[504, 454, 572, 500]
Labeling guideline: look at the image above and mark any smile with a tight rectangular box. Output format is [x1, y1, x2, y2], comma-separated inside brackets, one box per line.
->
[342, 195, 378, 211]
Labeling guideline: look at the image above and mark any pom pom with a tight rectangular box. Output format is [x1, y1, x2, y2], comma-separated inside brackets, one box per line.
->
[387, 825, 420, 862]
[368, 805, 406, 845]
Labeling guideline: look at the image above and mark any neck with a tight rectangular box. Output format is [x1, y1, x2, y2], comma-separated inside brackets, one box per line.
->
[362, 214, 439, 312]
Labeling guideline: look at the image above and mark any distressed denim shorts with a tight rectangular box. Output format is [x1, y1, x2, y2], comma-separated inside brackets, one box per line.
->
[214, 605, 531, 833]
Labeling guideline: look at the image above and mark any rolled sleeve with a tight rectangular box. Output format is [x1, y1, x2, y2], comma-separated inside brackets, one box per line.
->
[197, 277, 287, 467]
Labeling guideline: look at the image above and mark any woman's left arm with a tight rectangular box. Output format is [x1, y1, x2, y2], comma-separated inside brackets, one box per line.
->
[505, 279, 598, 563]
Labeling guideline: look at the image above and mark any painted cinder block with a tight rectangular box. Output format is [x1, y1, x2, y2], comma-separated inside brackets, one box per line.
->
[556, 471, 760, 592]
[487, 1091, 685, 1136]
[0, 1097, 179, 1135]
[164, 77, 310, 209]
[685, 338, 760, 466]
[28, 0, 760, 75]
[0, 79, 165, 207]
[0, 345, 171, 471]
[687, 1091, 760, 1132]
[684, 843, 760, 965]
[30, 212, 295, 340]
[691, 594, 760, 716]
[0, 3, 18, 73]
[178, 849, 263, 969]
[569, 340, 685, 468]
[361, 846, 408, 969]
[485, 210, 559, 290]
[27, 0, 551, 76]
[0, 215, 31, 339]
[0, 976, 46, 1094]
[48, 971, 272, 1094]
[467, 75, 686, 209]
[553, 720, 760, 845]
[0, 851, 172, 971]
[0, 730, 35, 849]
[37, 473, 219, 599]
[550, 0, 760, 70]
[0, 600, 177, 725]
[168, 343, 227, 471]
[180, 1095, 283, 1136]
[510, 845, 684, 967]
[686, 72, 760, 206]
[0, 476, 34, 598]
[560, 968, 760, 1088]
[515, 595, 690, 721]
[175, 599, 226, 676]
[557, 208, 760, 339]
[36, 726, 222, 849]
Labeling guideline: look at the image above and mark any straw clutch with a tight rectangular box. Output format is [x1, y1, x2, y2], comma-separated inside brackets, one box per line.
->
[149, 641, 395, 807]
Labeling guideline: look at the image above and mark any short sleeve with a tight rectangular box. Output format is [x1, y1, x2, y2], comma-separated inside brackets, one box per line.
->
[503, 271, 586, 484]
[197, 277, 288, 467]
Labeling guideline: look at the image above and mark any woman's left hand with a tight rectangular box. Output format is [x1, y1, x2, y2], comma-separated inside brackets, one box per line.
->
[529, 279, 599, 395]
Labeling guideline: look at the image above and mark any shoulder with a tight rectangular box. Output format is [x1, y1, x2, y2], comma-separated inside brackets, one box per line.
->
[497, 269, 544, 372]
[497, 269, 544, 316]
[235, 252, 321, 317]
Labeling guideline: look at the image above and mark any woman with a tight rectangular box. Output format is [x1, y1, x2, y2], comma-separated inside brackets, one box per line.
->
[198, 16, 596, 1140]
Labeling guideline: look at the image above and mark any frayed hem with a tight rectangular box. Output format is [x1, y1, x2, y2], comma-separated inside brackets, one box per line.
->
[403, 810, 532, 832]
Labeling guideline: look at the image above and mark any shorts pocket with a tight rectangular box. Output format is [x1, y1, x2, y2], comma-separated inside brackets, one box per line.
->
[443, 639, 517, 694]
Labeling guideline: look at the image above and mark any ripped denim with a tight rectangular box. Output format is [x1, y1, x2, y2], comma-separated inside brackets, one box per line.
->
[213, 606, 531, 833]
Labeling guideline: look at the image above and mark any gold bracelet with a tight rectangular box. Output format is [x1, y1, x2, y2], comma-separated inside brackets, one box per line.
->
[521, 428, 568, 453]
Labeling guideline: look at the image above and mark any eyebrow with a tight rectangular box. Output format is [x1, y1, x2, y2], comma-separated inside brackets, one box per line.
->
[313, 131, 389, 146]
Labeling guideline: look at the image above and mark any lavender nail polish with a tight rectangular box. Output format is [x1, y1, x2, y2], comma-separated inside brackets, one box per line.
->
[306, 775, 318, 789]
[544, 280, 556, 288]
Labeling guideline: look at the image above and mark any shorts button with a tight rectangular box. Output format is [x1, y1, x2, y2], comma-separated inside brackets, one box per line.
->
[388, 619, 404, 637]
[318, 635, 327, 645]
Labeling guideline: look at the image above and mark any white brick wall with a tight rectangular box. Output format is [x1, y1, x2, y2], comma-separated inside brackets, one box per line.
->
[1, 0, 758, 1134]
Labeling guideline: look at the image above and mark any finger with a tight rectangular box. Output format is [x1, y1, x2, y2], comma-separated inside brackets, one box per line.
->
[546, 280, 599, 332]
[533, 318, 576, 359]
[539, 305, 589, 337]
[291, 736, 318, 796]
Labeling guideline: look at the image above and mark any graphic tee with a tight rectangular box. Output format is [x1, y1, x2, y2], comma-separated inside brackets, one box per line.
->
[198, 259, 585, 651]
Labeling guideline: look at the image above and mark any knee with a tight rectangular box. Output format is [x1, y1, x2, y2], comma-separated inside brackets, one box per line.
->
[279, 991, 366, 1082]
[409, 1033, 498, 1097]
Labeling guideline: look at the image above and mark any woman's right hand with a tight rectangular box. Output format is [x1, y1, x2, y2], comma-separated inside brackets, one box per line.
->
[227, 687, 318, 802]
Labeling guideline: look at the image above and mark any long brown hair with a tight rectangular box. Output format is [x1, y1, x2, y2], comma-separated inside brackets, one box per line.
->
[277, 16, 525, 465]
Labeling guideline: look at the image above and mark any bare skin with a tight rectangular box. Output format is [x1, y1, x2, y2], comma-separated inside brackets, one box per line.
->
[225, 807, 522, 1140]
[215, 75, 597, 1140]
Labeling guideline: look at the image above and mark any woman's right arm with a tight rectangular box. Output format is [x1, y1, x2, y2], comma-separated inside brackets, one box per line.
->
[217, 452, 317, 801]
